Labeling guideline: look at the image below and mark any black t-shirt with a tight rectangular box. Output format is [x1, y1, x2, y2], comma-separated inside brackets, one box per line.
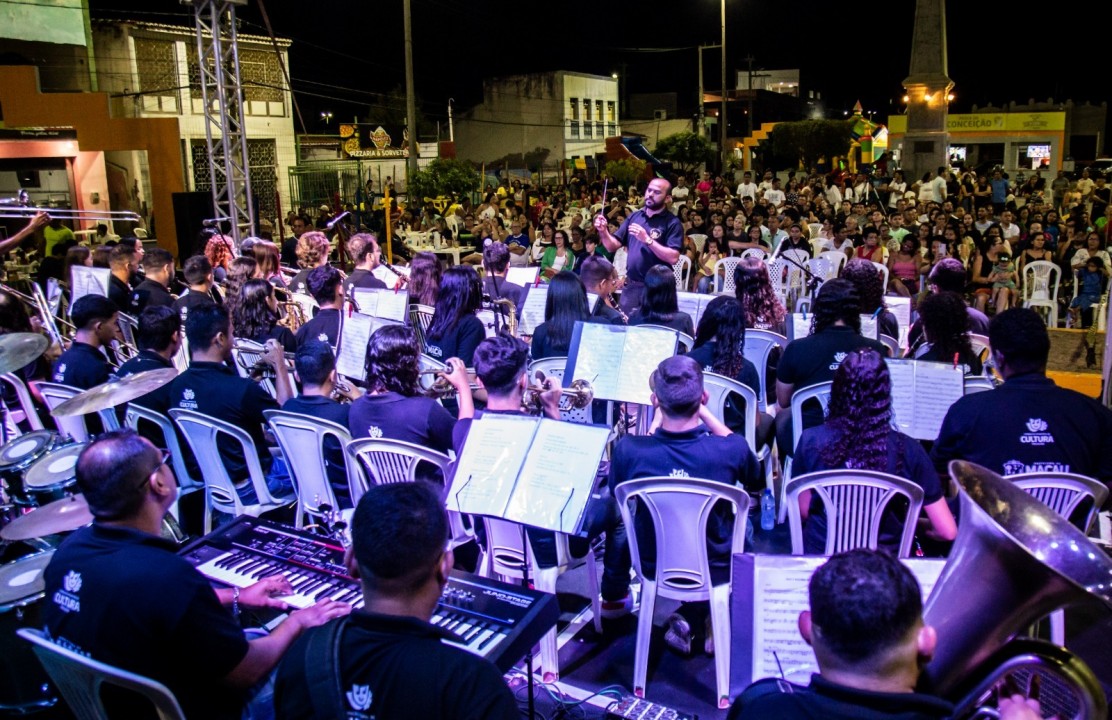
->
[43, 525, 249, 720]
[344, 268, 388, 296]
[282, 394, 351, 505]
[729, 674, 953, 720]
[483, 276, 526, 318]
[932, 373, 1112, 485]
[628, 310, 695, 337]
[168, 360, 279, 481]
[777, 326, 887, 426]
[915, 344, 983, 376]
[529, 321, 573, 359]
[130, 278, 175, 315]
[295, 308, 341, 349]
[52, 341, 110, 389]
[108, 275, 132, 313]
[609, 425, 758, 582]
[114, 349, 174, 414]
[274, 612, 518, 720]
[424, 314, 485, 366]
[288, 268, 312, 296]
[687, 341, 761, 433]
[591, 300, 626, 325]
[347, 392, 455, 454]
[243, 323, 298, 353]
[173, 288, 220, 314]
[613, 208, 685, 283]
[281, 236, 298, 267]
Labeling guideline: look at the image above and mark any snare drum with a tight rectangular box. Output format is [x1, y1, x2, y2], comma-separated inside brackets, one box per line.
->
[22, 443, 88, 507]
[0, 430, 60, 504]
[0, 550, 59, 712]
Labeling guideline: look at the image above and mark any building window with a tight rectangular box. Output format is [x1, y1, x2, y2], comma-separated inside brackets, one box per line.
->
[595, 100, 603, 122]
[570, 98, 579, 121]
[607, 101, 616, 122]
[596, 122, 604, 139]
[569, 120, 580, 139]
[607, 123, 617, 137]
[584, 99, 591, 121]
[133, 37, 179, 113]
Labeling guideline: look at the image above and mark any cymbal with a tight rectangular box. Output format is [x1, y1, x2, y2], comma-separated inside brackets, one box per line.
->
[50, 367, 179, 417]
[0, 333, 49, 375]
[1, 494, 93, 540]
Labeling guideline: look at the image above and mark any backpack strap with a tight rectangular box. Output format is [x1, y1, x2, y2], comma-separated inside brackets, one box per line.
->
[303, 616, 349, 720]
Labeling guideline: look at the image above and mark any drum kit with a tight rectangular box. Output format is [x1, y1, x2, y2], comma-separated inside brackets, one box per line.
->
[0, 333, 179, 714]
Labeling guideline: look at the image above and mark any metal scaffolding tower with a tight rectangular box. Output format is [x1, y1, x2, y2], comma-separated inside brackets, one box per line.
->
[185, 0, 255, 246]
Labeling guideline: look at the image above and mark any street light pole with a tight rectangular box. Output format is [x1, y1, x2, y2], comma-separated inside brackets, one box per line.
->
[403, 0, 419, 179]
[720, 0, 729, 173]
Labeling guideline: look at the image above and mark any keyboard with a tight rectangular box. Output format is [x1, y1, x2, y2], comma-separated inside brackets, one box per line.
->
[179, 516, 559, 671]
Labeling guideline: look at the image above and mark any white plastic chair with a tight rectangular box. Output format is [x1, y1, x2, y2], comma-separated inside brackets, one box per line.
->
[688, 233, 707, 254]
[870, 260, 890, 291]
[964, 376, 995, 395]
[739, 247, 767, 262]
[703, 372, 773, 493]
[780, 381, 833, 521]
[614, 477, 750, 709]
[264, 410, 354, 528]
[740, 329, 785, 413]
[1011, 472, 1108, 646]
[878, 333, 900, 357]
[124, 403, 202, 501]
[476, 309, 499, 339]
[1, 372, 45, 431]
[805, 256, 835, 282]
[34, 381, 120, 441]
[18, 628, 185, 720]
[765, 259, 792, 307]
[168, 408, 295, 533]
[785, 469, 925, 557]
[711, 257, 744, 294]
[409, 303, 436, 348]
[1022, 260, 1061, 327]
[478, 517, 601, 681]
[673, 255, 692, 293]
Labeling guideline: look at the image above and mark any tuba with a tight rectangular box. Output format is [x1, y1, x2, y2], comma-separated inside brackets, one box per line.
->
[920, 461, 1112, 718]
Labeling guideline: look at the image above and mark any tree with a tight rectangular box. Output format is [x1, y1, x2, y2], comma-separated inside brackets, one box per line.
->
[653, 131, 714, 178]
[407, 158, 480, 203]
[604, 157, 647, 189]
[765, 119, 854, 172]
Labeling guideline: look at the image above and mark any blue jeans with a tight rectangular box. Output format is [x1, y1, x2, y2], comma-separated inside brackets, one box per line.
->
[696, 275, 714, 294]
[528, 495, 631, 601]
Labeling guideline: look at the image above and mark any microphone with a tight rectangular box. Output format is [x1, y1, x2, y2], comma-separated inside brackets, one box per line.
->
[326, 211, 351, 231]
[202, 217, 230, 228]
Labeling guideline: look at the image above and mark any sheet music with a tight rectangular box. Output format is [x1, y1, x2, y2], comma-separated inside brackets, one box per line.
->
[789, 313, 812, 341]
[676, 292, 707, 332]
[70, 266, 111, 303]
[748, 556, 945, 685]
[887, 297, 912, 350]
[568, 322, 626, 402]
[447, 415, 538, 518]
[519, 286, 548, 335]
[352, 288, 409, 322]
[504, 420, 610, 533]
[505, 267, 539, 288]
[615, 326, 678, 404]
[859, 314, 878, 340]
[334, 312, 373, 381]
[887, 359, 965, 440]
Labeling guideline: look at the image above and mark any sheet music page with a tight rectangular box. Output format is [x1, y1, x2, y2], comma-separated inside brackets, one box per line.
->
[334, 312, 373, 381]
[676, 292, 704, 331]
[352, 290, 380, 318]
[505, 420, 610, 533]
[614, 326, 678, 405]
[353, 288, 409, 322]
[911, 361, 965, 440]
[71, 266, 111, 303]
[519, 286, 548, 335]
[447, 415, 538, 518]
[748, 556, 946, 685]
[506, 267, 539, 287]
[372, 265, 409, 286]
[887, 297, 912, 350]
[569, 322, 626, 402]
[859, 314, 878, 340]
[887, 358, 917, 437]
[789, 313, 812, 341]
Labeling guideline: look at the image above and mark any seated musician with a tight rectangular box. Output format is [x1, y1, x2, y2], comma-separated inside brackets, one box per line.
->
[424, 266, 485, 367]
[910, 291, 983, 375]
[107, 245, 136, 313]
[344, 233, 388, 295]
[114, 305, 180, 418]
[169, 304, 294, 501]
[52, 294, 118, 389]
[348, 324, 471, 455]
[294, 266, 344, 349]
[42, 429, 350, 720]
[792, 349, 956, 555]
[626, 265, 695, 336]
[610, 355, 759, 655]
[173, 255, 221, 313]
[287, 231, 331, 295]
[233, 279, 297, 353]
[580, 255, 626, 325]
[529, 271, 592, 359]
[481, 241, 526, 319]
[273, 482, 518, 720]
[129, 248, 176, 315]
[452, 336, 630, 628]
[282, 340, 362, 506]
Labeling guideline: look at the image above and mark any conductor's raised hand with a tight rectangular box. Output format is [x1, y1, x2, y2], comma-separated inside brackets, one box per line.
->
[592, 213, 609, 233]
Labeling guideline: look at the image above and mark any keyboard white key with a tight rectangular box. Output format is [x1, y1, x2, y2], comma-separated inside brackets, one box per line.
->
[194, 550, 362, 610]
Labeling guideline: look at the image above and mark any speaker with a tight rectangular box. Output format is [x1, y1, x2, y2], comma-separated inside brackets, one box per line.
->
[172, 192, 215, 261]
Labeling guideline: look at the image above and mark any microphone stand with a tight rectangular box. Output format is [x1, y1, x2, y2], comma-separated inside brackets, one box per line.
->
[776, 248, 823, 309]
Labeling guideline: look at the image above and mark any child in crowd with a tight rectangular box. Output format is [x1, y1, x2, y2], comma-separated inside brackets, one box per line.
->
[989, 252, 1018, 312]
[1069, 256, 1108, 328]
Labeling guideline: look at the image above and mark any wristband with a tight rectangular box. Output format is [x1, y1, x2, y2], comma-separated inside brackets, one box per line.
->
[232, 586, 241, 618]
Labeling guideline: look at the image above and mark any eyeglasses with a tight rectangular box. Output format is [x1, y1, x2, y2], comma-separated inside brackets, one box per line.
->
[136, 450, 172, 492]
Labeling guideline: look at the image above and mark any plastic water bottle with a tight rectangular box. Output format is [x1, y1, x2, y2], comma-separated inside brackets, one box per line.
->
[760, 489, 775, 531]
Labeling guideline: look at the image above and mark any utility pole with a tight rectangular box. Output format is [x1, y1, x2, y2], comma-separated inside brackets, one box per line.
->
[720, 0, 729, 173]
[403, 0, 419, 179]
[745, 55, 755, 137]
[696, 44, 721, 139]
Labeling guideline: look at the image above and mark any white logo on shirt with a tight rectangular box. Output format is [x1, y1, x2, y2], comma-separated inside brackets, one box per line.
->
[1003, 459, 1070, 475]
[668, 468, 690, 478]
[178, 386, 198, 410]
[346, 684, 372, 712]
[54, 363, 66, 381]
[1020, 418, 1054, 446]
[63, 570, 82, 593]
[318, 333, 329, 343]
[53, 570, 82, 613]
[829, 351, 848, 370]
[367, 426, 383, 439]
[183, 388, 195, 401]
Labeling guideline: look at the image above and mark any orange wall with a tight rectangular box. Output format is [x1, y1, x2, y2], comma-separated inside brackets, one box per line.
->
[0, 66, 185, 256]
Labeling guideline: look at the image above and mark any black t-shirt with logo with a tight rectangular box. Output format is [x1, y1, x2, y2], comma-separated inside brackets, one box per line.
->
[613, 208, 684, 284]
[295, 307, 341, 349]
[347, 392, 455, 455]
[777, 326, 887, 427]
[43, 525, 248, 720]
[52, 341, 110, 390]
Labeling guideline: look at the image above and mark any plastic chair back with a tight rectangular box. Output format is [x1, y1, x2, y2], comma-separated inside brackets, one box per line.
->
[409, 304, 436, 347]
[345, 437, 451, 504]
[711, 257, 743, 294]
[790, 381, 832, 453]
[687, 233, 707, 254]
[702, 372, 757, 453]
[1011, 473, 1108, 534]
[1, 372, 45, 430]
[18, 627, 185, 720]
[1022, 260, 1061, 326]
[741, 329, 786, 411]
[168, 408, 292, 532]
[673, 255, 692, 292]
[963, 376, 995, 395]
[739, 247, 767, 261]
[124, 404, 200, 492]
[878, 333, 900, 357]
[34, 381, 120, 441]
[806, 256, 835, 282]
[785, 469, 925, 557]
[264, 410, 352, 527]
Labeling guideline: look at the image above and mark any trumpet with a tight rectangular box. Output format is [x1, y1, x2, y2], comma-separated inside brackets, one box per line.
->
[0, 190, 142, 222]
[418, 367, 480, 399]
[522, 371, 594, 413]
[232, 341, 296, 379]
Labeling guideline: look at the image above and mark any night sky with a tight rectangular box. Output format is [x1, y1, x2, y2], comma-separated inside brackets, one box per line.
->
[90, 1, 1110, 140]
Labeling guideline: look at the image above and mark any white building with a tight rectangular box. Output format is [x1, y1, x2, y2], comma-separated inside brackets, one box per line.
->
[454, 71, 620, 164]
[91, 20, 296, 227]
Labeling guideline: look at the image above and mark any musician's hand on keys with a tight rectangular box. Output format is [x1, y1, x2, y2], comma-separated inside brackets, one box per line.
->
[261, 339, 286, 370]
[289, 598, 352, 630]
[537, 375, 562, 419]
[442, 357, 471, 392]
[239, 575, 296, 611]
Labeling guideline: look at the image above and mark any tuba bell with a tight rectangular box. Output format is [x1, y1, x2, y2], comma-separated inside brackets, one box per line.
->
[919, 460, 1112, 718]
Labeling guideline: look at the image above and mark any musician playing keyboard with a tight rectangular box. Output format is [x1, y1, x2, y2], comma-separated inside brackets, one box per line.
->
[274, 482, 518, 720]
[42, 429, 351, 720]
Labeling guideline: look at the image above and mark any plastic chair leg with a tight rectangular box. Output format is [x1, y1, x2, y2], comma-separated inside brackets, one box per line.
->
[586, 551, 602, 634]
[632, 579, 657, 698]
[710, 584, 733, 709]
[1050, 609, 1066, 647]
[535, 567, 560, 681]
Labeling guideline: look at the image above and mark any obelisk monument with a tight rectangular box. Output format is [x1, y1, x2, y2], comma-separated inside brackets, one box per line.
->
[902, 0, 954, 181]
